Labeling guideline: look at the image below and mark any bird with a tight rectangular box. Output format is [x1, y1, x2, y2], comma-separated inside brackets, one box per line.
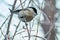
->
[9, 7, 37, 22]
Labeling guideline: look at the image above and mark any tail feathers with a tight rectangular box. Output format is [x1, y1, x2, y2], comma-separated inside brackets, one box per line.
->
[9, 8, 13, 13]
[9, 8, 18, 14]
[9, 8, 21, 13]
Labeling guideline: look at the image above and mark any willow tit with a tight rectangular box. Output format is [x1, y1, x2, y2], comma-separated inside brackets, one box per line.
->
[9, 7, 37, 22]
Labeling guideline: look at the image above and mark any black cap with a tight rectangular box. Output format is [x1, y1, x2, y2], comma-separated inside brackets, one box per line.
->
[28, 7, 37, 14]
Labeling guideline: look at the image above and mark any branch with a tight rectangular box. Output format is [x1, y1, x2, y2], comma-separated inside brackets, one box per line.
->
[16, 0, 27, 9]
[0, 15, 10, 29]
[35, 18, 40, 40]
[12, 21, 21, 40]
[23, 35, 47, 40]
[19, 0, 30, 40]
[4, 0, 17, 40]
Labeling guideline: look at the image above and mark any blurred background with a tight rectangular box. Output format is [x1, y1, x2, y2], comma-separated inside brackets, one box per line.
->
[0, 0, 60, 40]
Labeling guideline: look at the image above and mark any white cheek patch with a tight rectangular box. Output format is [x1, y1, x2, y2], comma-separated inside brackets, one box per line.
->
[27, 8, 36, 16]
[18, 11, 25, 17]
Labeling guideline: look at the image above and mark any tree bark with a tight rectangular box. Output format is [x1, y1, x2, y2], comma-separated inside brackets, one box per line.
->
[41, 0, 56, 40]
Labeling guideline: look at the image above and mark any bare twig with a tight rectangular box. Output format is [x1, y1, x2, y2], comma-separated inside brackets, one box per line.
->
[0, 29, 5, 37]
[23, 35, 47, 40]
[22, 36, 26, 40]
[12, 21, 21, 40]
[2, 0, 13, 6]
[16, 0, 27, 9]
[19, 0, 30, 40]
[32, 0, 50, 23]
[0, 15, 10, 29]
[26, 0, 32, 7]
[16, 30, 25, 35]
[16, 29, 35, 36]
[35, 17, 40, 40]
[4, 0, 17, 40]
[25, 22, 30, 40]
[19, 0, 24, 9]
[32, 0, 41, 10]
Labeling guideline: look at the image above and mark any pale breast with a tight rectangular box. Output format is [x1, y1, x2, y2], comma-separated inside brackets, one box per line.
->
[25, 15, 33, 22]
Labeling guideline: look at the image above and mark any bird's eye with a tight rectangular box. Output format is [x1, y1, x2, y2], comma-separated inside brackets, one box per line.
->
[20, 16, 24, 18]
[18, 16, 24, 18]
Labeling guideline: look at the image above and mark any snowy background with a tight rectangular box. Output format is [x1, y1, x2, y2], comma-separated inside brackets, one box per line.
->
[0, 0, 60, 40]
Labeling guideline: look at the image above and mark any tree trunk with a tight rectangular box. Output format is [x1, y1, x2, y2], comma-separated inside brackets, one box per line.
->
[41, 0, 56, 40]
